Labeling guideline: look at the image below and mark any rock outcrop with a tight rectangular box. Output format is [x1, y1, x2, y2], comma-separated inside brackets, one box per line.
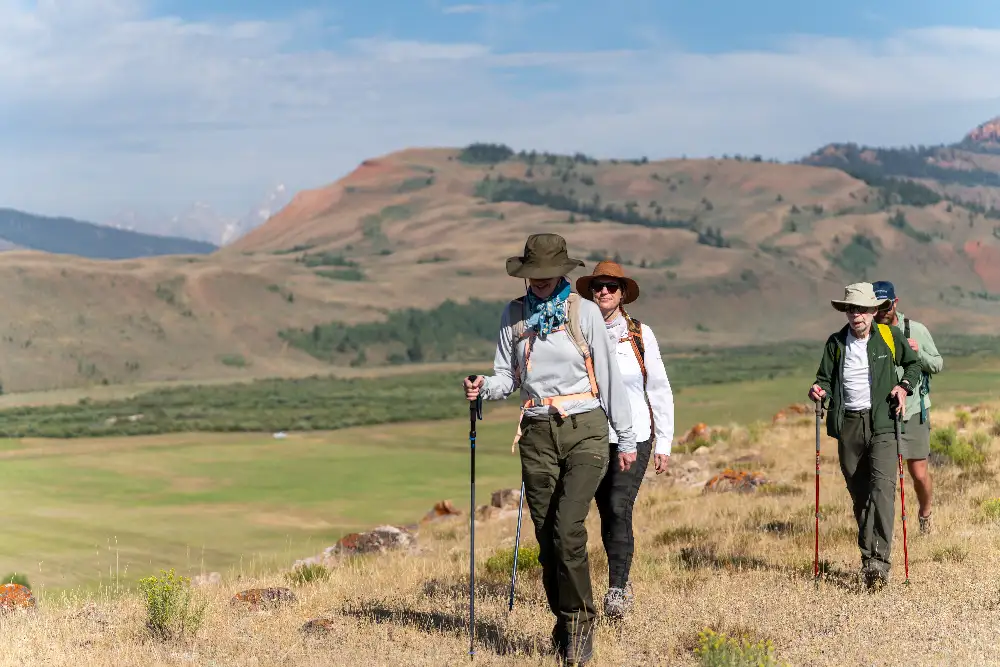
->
[0, 583, 35, 612]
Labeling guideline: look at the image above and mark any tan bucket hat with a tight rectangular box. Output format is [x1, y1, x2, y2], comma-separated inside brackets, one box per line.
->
[575, 260, 640, 304]
[831, 282, 891, 312]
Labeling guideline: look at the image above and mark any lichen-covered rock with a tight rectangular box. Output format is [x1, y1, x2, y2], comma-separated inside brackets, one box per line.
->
[230, 587, 296, 610]
[421, 500, 462, 523]
[704, 468, 770, 493]
[0, 584, 35, 612]
[490, 488, 521, 510]
[331, 525, 416, 556]
[679, 422, 711, 446]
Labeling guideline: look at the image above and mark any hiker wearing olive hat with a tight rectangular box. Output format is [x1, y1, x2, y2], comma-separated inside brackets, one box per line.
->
[873, 280, 942, 535]
[575, 260, 675, 620]
[463, 233, 635, 664]
[808, 282, 921, 590]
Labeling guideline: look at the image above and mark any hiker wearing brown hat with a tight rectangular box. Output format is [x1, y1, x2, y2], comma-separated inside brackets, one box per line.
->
[576, 260, 675, 620]
[463, 233, 635, 664]
[808, 282, 921, 590]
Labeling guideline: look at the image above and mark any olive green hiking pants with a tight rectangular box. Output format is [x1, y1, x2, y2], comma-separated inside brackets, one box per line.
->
[518, 407, 609, 637]
[839, 409, 898, 575]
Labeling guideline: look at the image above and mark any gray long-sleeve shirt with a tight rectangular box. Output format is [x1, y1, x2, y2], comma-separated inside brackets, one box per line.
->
[481, 296, 637, 453]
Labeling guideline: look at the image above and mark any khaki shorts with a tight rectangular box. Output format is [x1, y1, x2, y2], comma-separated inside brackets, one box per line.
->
[900, 414, 931, 460]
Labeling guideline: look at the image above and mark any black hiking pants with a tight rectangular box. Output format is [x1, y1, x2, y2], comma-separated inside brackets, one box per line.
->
[518, 407, 609, 638]
[595, 437, 653, 589]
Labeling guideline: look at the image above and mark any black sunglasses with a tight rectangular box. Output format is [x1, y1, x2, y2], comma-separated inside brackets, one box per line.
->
[591, 280, 621, 293]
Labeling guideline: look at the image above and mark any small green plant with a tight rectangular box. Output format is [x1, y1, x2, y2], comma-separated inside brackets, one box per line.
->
[484, 544, 540, 575]
[316, 268, 365, 281]
[931, 545, 968, 563]
[694, 628, 787, 666]
[2, 572, 29, 588]
[137, 568, 206, 640]
[930, 426, 987, 468]
[955, 410, 971, 429]
[219, 354, 247, 368]
[285, 562, 330, 585]
[982, 498, 1000, 521]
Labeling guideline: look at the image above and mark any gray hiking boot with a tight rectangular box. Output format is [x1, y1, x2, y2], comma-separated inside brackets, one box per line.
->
[603, 582, 634, 620]
[919, 512, 932, 535]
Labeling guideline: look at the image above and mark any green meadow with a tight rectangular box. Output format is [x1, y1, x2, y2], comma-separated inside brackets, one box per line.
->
[1, 340, 999, 594]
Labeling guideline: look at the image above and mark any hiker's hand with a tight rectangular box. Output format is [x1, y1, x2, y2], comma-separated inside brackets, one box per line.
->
[907, 338, 919, 352]
[618, 451, 636, 472]
[808, 384, 826, 402]
[890, 386, 907, 415]
[654, 454, 669, 474]
[464, 375, 483, 401]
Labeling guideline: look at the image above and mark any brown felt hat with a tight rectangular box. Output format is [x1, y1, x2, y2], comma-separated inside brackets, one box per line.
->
[505, 233, 585, 279]
[575, 260, 640, 304]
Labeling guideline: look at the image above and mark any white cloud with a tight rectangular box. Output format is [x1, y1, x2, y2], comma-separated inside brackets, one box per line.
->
[1, 2, 999, 224]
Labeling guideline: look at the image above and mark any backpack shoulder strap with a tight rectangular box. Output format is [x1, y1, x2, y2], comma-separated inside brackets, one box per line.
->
[508, 297, 527, 342]
[876, 323, 896, 364]
[903, 317, 910, 339]
[626, 316, 647, 385]
[564, 293, 590, 359]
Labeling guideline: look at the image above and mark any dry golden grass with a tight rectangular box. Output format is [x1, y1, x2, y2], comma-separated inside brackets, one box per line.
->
[2, 402, 998, 666]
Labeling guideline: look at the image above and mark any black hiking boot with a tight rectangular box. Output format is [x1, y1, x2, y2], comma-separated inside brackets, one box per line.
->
[551, 622, 568, 655]
[862, 565, 888, 592]
[559, 627, 594, 666]
[918, 512, 932, 535]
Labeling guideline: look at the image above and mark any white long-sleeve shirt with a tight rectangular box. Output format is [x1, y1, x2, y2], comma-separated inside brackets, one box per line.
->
[604, 315, 675, 455]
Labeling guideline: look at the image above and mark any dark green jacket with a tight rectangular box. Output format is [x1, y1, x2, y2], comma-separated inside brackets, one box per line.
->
[814, 323, 922, 440]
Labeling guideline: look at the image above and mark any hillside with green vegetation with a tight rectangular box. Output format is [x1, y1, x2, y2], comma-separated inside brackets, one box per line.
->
[6, 120, 1000, 393]
[0, 208, 218, 259]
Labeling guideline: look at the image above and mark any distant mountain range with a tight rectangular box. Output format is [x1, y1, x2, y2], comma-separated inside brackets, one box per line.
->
[0, 208, 217, 259]
[106, 184, 292, 246]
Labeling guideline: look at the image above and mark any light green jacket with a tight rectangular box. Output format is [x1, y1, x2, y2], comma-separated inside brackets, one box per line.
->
[893, 311, 943, 422]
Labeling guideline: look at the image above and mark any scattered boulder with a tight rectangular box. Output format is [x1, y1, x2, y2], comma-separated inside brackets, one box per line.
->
[681, 423, 710, 443]
[694, 446, 710, 457]
[476, 505, 500, 522]
[331, 525, 417, 556]
[300, 618, 337, 635]
[491, 488, 521, 510]
[422, 500, 462, 523]
[704, 468, 770, 493]
[230, 587, 297, 610]
[192, 572, 222, 587]
[0, 583, 36, 612]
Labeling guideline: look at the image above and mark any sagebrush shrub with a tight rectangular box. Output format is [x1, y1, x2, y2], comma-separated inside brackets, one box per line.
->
[137, 568, 206, 640]
[484, 544, 540, 575]
[694, 628, 788, 666]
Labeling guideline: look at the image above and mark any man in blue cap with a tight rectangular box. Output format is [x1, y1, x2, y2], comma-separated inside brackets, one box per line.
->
[873, 280, 943, 534]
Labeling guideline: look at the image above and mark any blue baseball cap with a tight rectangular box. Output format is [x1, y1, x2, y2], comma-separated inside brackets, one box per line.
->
[872, 280, 896, 302]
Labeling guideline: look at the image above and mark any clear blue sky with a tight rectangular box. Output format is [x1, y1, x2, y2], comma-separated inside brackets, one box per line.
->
[2, 0, 999, 222]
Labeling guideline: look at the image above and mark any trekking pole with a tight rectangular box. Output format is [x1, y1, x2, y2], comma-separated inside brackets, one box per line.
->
[813, 396, 826, 585]
[893, 400, 911, 585]
[507, 479, 525, 613]
[467, 375, 483, 659]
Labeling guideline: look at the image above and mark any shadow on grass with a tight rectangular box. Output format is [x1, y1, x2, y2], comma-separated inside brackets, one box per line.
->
[341, 599, 545, 657]
[676, 544, 861, 593]
[421, 576, 546, 607]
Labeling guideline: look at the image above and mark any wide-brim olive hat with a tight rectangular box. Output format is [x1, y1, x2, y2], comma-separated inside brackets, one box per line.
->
[575, 260, 640, 304]
[505, 233, 585, 279]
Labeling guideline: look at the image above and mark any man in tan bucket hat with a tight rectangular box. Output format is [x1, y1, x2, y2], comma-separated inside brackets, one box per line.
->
[808, 282, 921, 589]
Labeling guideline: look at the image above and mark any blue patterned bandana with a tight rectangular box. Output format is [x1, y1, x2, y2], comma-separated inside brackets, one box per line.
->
[524, 278, 571, 337]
